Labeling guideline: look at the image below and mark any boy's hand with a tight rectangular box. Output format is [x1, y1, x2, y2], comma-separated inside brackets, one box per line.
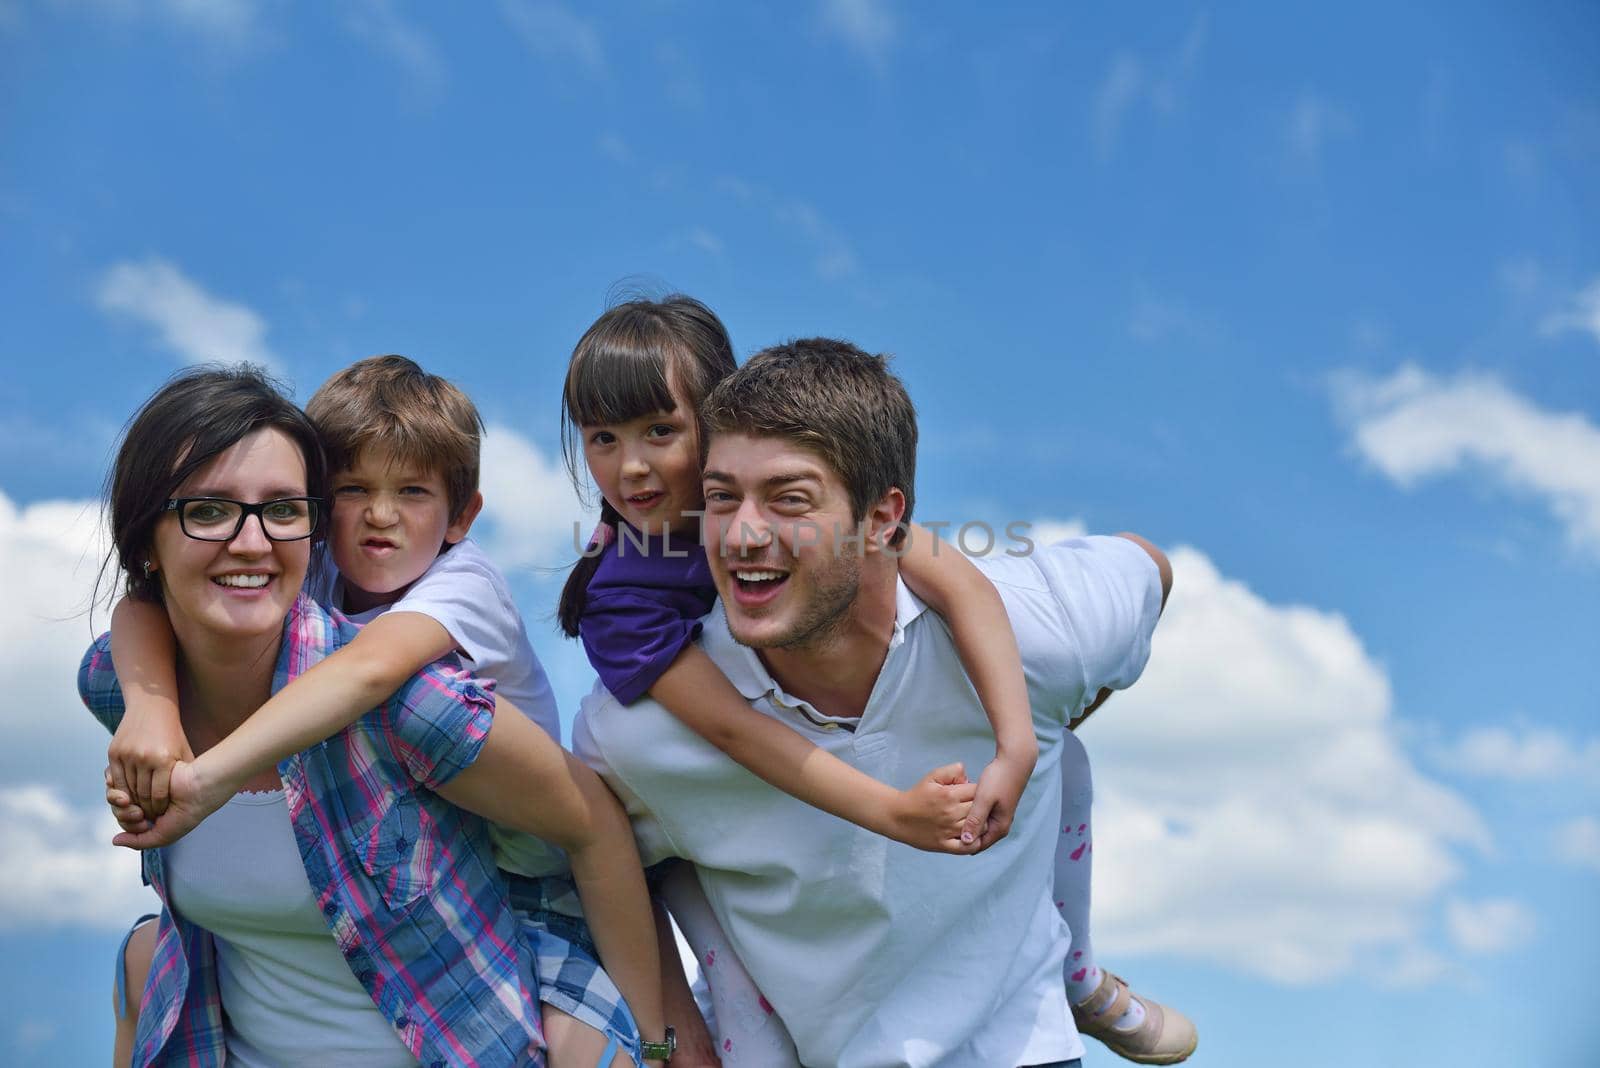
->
[886, 763, 980, 854]
[107, 704, 192, 819]
[961, 751, 1034, 850]
[105, 761, 225, 850]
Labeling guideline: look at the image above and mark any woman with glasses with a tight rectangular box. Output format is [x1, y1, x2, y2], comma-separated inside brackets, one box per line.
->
[82, 365, 665, 1068]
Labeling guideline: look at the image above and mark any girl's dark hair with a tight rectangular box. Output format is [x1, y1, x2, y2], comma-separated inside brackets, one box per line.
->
[100, 363, 328, 606]
[557, 294, 737, 637]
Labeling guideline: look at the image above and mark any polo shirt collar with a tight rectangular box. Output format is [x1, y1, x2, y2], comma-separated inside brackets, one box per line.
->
[701, 574, 931, 720]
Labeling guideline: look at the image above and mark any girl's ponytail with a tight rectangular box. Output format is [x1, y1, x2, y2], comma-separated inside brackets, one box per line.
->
[558, 498, 623, 637]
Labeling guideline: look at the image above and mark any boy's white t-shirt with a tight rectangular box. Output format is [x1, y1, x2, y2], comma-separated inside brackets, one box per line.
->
[313, 538, 559, 740]
[575, 535, 1163, 1067]
[312, 537, 566, 876]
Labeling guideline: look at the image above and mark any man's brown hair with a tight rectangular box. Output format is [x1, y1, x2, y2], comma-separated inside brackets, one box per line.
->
[702, 338, 916, 544]
[305, 355, 483, 521]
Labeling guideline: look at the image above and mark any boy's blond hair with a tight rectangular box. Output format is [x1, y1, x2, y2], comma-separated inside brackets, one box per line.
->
[306, 355, 483, 521]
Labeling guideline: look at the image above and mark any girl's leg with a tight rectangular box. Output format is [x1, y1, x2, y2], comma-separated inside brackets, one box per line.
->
[1055, 729, 1103, 1006]
[1055, 729, 1198, 1064]
[660, 863, 798, 1066]
[112, 916, 158, 1068]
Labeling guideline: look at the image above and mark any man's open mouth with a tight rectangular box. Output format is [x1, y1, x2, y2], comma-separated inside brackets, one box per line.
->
[732, 568, 790, 600]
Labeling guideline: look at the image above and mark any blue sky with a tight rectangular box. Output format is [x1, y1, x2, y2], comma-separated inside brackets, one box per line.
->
[2, 2, 1598, 1064]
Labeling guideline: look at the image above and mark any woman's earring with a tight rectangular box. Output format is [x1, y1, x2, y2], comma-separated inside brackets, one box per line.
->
[142, 561, 154, 578]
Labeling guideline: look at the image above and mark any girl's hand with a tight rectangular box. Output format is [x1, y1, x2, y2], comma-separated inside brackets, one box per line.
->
[961, 751, 1034, 850]
[107, 761, 227, 850]
[886, 764, 979, 854]
[107, 701, 192, 820]
[104, 769, 150, 836]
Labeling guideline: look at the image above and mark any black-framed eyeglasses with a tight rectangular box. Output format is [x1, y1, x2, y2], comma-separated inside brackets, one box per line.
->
[162, 497, 322, 543]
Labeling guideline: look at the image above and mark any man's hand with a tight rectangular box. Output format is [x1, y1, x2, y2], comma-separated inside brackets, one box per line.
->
[107, 704, 193, 819]
[104, 761, 225, 850]
[885, 763, 979, 854]
[961, 750, 1034, 850]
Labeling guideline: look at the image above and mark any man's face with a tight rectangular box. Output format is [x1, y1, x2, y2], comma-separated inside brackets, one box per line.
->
[702, 432, 863, 651]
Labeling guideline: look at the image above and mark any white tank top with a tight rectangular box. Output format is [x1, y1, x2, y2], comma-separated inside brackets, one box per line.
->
[164, 789, 420, 1067]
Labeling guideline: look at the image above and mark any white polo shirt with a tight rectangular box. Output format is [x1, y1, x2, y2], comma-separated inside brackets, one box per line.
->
[574, 535, 1162, 1068]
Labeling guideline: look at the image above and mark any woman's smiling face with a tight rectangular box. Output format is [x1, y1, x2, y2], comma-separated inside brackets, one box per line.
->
[147, 427, 312, 649]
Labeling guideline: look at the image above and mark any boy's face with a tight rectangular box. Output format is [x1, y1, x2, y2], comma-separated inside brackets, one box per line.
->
[328, 449, 479, 613]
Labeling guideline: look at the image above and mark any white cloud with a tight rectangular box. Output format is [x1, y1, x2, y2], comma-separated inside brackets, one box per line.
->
[1445, 897, 1536, 955]
[1434, 725, 1600, 781]
[656, 42, 705, 110]
[59, 0, 261, 45]
[1498, 256, 1543, 299]
[0, 786, 156, 929]
[1540, 277, 1600, 346]
[688, 227, 724, 256]
[713, 176, 858, 281]
[97, 257, 278, 369]
[1554, 816, 1600, 873]
[1012, 517, 1087, 551]
[777, 200, 857, 279]
[1335, 364, 1600, 558]
[1286, 93, 1355, 167]
[158, 0, 257, 42]
[1129, 291, 1209, 344]
[597, 132, 632, 164]
[1081, 544, 1487, 984]
[475, 424, 594, 574]
[1091, 16, 1206, 161]
[0, 489, 138, 791]
[346, 0, 445, 90]
[0, 485, 167, 934]
[1092, 53, 1143, 161]
[497, 0, 605, 78]
[820, 0, 896, 66]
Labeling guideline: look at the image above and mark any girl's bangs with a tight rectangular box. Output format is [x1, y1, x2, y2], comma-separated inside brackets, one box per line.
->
[566, 340, 680, 426]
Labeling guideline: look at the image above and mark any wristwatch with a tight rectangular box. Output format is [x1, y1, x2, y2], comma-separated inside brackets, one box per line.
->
[641, 1026, 676, 1061]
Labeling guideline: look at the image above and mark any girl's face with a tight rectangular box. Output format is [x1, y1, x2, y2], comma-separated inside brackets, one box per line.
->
[147, 427, 312, 650]
[581, 384, 703, 537]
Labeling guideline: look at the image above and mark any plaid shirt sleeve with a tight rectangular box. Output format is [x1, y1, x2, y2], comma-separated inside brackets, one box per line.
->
[381, 654, 497, 791]
[78, 633, 126, 735]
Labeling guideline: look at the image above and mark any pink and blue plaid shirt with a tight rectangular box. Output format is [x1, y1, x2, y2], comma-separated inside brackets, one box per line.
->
[80, 594, 548, 1067]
